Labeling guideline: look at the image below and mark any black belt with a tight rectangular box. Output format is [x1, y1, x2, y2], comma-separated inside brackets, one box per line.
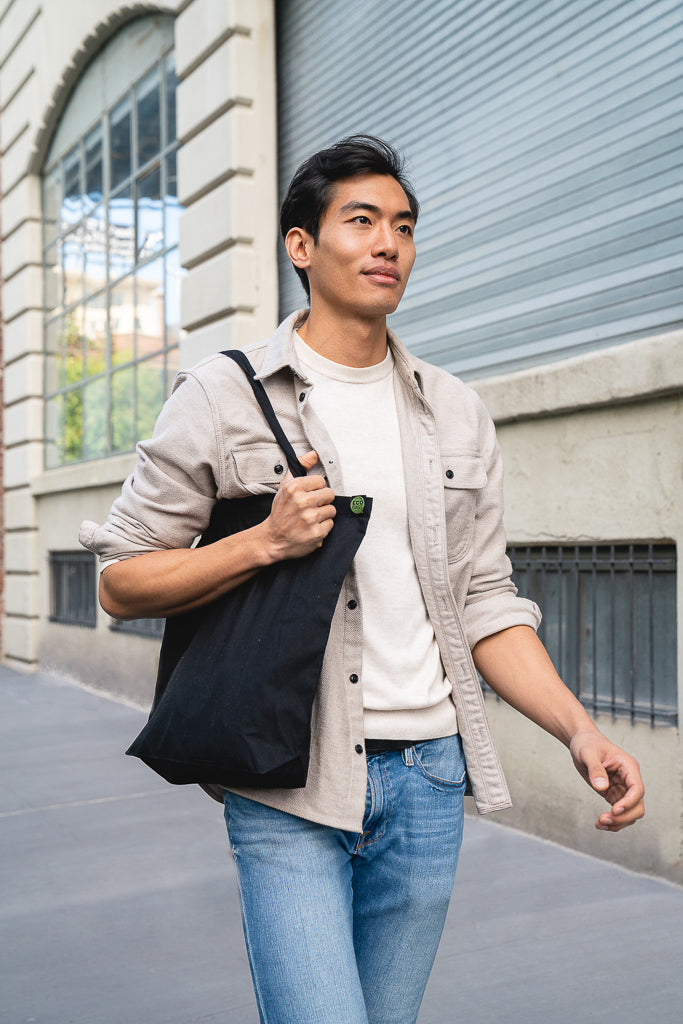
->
[364, 738, 421, 754]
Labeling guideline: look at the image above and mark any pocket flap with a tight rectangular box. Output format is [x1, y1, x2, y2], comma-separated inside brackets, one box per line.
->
[232, 444, 289, 487]
[441, 454, 487, 489]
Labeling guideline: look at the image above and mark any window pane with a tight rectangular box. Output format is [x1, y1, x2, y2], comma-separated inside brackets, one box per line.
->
[83, 376, 108, 459]
[136, 258, 164, 358]
[110, 275, 135, 366]
[84, 294, 107, 377]
[110, 96, 132, 190]
[43, 165, 62, 245]
[44, 241, 63, 316]
[111, 366, 136, 452]
[83, 205, 107, 295]
[165, 248, 185, 349]
[136, 65, 161, 166]
[137, 355, 166, 440]
[63, 228, 84, 307]
[63, 307, 84, 385]
[137, 164, 163, 259]
[84, 123, 103, 209]
[64, 386, 83, 462]
[45, 319, 62, 393]
[164, 52, 177, 145]
[166, 344, 180, 392]
[62, 145, 82, 228]
[164, 151, 180, 249]
[109, 186, 135, 279]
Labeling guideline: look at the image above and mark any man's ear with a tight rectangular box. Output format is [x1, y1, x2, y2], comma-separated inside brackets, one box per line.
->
[285, 227, 312, 270]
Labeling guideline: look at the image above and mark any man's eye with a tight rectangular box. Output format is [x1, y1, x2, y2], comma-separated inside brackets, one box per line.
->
[398, 224, 413, 236]
[352, 215, 371, 224]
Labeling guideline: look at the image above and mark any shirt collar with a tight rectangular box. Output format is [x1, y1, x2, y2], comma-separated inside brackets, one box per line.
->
[255, 309, 426, 398]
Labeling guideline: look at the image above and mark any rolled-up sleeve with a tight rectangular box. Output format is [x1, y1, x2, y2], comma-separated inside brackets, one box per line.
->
[462, 402, 541, 649]
[79, 372, 220, 568]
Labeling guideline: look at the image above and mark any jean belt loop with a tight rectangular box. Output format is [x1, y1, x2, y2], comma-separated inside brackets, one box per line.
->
[402, 745, 414, 767]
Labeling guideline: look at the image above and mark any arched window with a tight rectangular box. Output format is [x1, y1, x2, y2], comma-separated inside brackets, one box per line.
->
[42, 16, 183, 467]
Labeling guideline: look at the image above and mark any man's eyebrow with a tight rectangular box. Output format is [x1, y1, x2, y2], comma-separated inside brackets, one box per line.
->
[337, 200, 415, 221]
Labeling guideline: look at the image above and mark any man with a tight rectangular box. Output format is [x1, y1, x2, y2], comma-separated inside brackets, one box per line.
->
[81, 135, 644, 1024]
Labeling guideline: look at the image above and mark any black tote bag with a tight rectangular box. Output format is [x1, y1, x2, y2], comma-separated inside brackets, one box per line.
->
[126, 350, 372, 789]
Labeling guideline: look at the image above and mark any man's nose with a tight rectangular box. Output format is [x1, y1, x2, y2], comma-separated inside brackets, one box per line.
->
[371, 223, 398, 257]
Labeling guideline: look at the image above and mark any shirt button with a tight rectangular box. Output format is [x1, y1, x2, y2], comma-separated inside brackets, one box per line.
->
[349, 673, 359, 684]
[347, 599, 357, 610]
[274, 464, 284, 475]
[299, 392, 306, 402]
[355, 744, 364, 754]
[445, 469, 454, 479]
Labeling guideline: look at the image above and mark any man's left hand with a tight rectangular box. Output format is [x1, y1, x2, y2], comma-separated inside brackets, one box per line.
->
[568, 731, 645, 832]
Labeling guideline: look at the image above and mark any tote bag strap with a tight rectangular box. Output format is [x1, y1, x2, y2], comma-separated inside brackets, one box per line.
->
[222, 349, 306, 478]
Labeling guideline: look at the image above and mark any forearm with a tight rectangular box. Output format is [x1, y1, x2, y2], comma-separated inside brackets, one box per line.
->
[472, 625, 599, 746]
[100, 523, 273, 619]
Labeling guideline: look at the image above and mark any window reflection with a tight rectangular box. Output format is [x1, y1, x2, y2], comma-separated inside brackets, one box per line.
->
[165, 248, 185, 348]
[109, 187, 135, 279]
[43, 44, 181, 466]
[136, 66, 161, 166]
[137, 355, 166, 440]
[62, 146, 82, 229]
[136, 258, 164, 357]
[110, 96, 131, 190]
[83, 205, 107, 292]
[84, 124, 103, 209]
[83, 377, 108, 459]
[164, 152, 180, 249]
[64, 386, 83, 462]
[164, 53, 177, 145]
[137, 165, 163, 259]
[62, 230, 84, 308]
[111, 276, 135, 366]
[84, 294, 107, 377]
[111, 366, 136, 452]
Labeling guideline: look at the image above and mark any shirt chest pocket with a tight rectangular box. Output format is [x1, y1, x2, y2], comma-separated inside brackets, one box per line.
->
[231, 443, 291, 495]
[441, 454, 487, 563]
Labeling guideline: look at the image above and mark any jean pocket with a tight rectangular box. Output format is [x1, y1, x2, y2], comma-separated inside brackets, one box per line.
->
[412, 735, 467, 789]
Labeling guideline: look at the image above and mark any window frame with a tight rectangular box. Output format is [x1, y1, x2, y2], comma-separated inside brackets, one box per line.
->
[42, 45, 183, 468]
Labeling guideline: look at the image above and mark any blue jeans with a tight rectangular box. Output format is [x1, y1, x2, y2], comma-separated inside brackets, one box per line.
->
[223, 734, 466, 1024]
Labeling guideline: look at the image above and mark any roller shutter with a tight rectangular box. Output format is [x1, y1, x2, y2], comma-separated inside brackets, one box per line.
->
[277, 0, 683, 378]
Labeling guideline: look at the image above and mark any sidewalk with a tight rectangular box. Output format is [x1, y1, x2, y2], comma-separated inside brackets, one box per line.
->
[1, 664, 681, 1024]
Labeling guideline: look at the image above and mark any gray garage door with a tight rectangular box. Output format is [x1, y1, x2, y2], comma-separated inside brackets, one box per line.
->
[277, 0, 683, 378]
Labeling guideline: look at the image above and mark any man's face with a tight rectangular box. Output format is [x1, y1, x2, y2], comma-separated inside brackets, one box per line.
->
[303, 173, 416, 318]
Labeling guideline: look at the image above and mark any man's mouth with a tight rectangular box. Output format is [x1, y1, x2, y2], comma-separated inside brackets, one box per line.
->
[362, 264, 401, 283]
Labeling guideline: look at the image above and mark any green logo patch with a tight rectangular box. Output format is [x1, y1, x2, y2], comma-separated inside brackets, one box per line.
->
[350, 495, 365, 514]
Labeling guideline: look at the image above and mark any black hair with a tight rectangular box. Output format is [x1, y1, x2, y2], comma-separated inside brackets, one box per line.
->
[279, 134, 419, 299]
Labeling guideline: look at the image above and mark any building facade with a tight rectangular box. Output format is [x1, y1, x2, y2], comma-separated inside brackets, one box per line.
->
[1, 0, 681, 881]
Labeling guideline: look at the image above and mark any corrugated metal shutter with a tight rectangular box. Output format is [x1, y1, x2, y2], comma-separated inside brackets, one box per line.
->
[277, 0, 683, 378]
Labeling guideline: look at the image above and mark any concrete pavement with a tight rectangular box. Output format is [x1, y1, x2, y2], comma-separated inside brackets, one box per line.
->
[1, 664, 681, 1024]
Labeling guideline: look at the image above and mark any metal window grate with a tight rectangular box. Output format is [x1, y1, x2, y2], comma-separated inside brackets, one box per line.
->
[49, 551, 97, 628]
[110, 617, 164, 638]
[508, 544, 678, 727]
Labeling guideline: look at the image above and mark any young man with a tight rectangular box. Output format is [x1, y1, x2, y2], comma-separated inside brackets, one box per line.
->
[82, 135, 644, 1024]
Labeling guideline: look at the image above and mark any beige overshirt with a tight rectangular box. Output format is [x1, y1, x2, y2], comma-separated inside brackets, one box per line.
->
[80, 311, 541, 830]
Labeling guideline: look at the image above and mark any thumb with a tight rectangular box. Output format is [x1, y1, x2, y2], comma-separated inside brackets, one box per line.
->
[297, 450, 319, 472]
[587, 761, 609, 793]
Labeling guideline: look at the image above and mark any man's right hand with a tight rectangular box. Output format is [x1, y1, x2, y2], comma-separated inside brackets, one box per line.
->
[258, 450, 336, 563]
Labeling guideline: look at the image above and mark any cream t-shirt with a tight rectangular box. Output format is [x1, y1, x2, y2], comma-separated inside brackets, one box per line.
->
[295, 333, 457, 740]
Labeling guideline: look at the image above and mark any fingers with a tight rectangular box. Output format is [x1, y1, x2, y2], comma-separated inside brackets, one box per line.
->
[261, 450, 336, 561]
[571, 732, 645, 833]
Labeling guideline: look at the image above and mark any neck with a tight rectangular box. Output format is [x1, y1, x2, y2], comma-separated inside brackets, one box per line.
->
[298, 304, 388, 367]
